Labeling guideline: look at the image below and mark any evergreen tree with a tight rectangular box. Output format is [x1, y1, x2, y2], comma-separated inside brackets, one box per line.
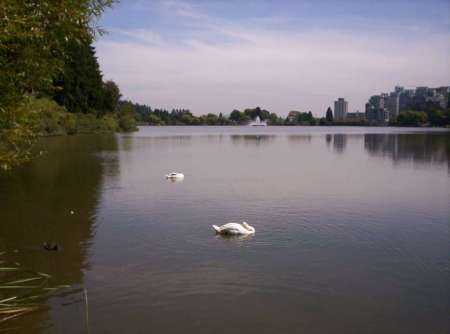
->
[326, 107, 333, 122]
[53, 39, 106, 114]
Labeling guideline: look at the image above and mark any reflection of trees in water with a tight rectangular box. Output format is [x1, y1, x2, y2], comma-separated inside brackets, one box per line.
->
[0, 134, 118, 333]
[324, 134, 348, 153]
[119, 135, 194, 151]
[332, 134, 347, 153]
[230, 135, 276, 146]
[364, 134, 450, 169]
[287, 135, 312, 143]
[326, 134, 332, 147]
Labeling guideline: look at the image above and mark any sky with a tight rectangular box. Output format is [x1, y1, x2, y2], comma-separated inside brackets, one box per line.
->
[95, 0, 450, 116]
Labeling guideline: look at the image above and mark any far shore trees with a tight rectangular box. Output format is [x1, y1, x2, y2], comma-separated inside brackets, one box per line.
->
[326, 107, 334, 123]
[126, 101, 450, 128]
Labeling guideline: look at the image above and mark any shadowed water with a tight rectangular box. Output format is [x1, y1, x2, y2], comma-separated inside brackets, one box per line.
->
[0, 127, 449, 333]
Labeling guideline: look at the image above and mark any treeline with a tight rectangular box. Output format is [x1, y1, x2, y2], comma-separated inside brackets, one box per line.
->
[129, 105, 318, 126]
[0, 1, 136, 168]
[129, 104, 364, 126]
[131, 105, 274, 125]
[49, 38, 137, 133]
[393, 99, 450, 127]
[128, 99, 450, 127]
[25, 38, 138, 137]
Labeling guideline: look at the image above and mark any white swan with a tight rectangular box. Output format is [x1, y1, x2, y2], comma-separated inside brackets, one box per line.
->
[212, 222, 255, 235]
[165, 172, 184, 179]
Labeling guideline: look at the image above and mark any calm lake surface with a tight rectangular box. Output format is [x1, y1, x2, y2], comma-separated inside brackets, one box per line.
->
[0, 126, 449, 333]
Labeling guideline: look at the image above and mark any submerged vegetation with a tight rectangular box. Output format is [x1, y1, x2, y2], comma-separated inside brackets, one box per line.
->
[0, 252, 70, 325]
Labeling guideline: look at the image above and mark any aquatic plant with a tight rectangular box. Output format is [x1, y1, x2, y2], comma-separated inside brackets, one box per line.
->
[0, 252, 70, 324]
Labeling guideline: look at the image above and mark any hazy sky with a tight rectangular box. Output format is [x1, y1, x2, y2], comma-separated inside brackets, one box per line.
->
[96, 0, 450, 116]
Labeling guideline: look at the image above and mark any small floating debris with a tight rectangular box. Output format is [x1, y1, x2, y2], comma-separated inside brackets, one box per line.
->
[70, 210, 75, 215]
[165, 172, 184, 180]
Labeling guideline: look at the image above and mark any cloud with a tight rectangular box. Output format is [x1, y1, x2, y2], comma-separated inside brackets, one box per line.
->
[96, 1, 450, 116]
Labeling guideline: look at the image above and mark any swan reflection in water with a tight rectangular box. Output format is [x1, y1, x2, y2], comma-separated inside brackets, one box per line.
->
[167, 177, 184, 183]
[215, 233, 255, 244]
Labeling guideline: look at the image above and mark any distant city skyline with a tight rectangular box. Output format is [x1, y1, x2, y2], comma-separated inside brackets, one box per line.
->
[334, 98, 348, 120]
[96, 0, 450, 116]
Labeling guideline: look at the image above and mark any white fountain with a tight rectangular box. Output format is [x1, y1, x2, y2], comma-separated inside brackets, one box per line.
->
[249, 115, 267, 127]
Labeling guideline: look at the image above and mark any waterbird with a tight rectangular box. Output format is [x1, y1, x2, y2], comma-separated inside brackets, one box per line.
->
[165, 172, 184, 180]
[212, 222, 255, 235]
[43, 242, 61, 251]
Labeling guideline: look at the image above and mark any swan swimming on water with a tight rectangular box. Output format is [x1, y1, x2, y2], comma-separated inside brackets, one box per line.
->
[212, 222, 255, 235]
[165, 172, 184, 180]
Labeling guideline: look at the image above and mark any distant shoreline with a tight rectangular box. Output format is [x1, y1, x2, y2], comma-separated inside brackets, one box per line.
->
[137, 123, 450, 129]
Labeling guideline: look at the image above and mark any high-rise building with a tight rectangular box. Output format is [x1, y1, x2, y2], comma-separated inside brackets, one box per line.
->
[369, 95, 385, 109]
[399, 89, 415, 112]
[346, 111, 365, 120]
[334, 98, 348, 120]
[394, 86, 404, 94]
[365, 85, 449, 125]
[386, 92, 400, 120]
[365, 95, 390, 125]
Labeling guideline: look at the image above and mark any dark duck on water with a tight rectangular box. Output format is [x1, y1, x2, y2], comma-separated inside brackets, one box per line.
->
[43, 242, 61, 251]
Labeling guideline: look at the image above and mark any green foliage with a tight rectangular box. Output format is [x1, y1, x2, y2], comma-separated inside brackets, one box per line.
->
[98, 113, 119, 132]
[0, 0, 114, 167]
[147, 114, 163, 125]
[229, 109, 250, 125]
[394, 108, 449, 127]
[21, 96, 119, 135]
[0, 96, 66, 167]
[103, 80, 121, 113]
[28, 97, 75, 135]
[427, 109, 447, 127]
[0, 252, 70, 324]
[243, 107, 270, 121]
[3, 96, 121, 137]
[405, 94, 450, 127]
[118, 113, 137, 132]
[116, 101, 138, 132]
[53, 40, 106, 114]
[332, 119, 369, 126]
[0, 125, 35, 169]
[75, 113, 98, 133]
[0, 0, 114, 111]
[326, 107, 333, 122]
[204, 113, 219, 125]
[396, 111, 428, 127]
[268, 112, 284, 125]
[285, 111, 316, 125]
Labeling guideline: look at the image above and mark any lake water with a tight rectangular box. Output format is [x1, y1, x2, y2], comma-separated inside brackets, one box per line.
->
[0, 126, 449, 333]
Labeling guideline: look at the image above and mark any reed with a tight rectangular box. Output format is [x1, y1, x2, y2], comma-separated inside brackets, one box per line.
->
[0, 252, 70, 325]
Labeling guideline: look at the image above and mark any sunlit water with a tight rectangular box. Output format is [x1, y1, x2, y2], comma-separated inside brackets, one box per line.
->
[0, 126, 449, 333]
